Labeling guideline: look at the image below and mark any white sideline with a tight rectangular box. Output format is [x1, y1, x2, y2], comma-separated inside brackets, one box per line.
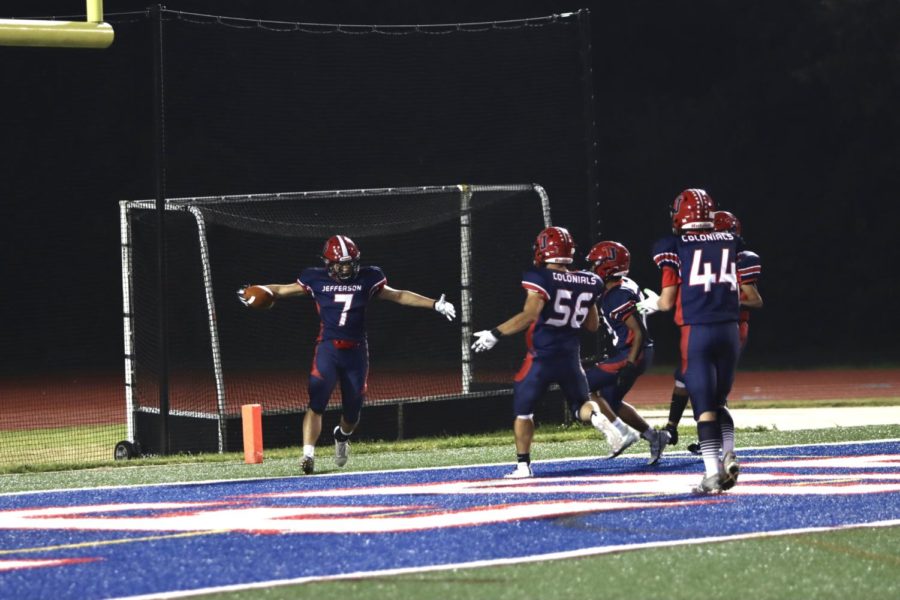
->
[642, 405, 900, 431]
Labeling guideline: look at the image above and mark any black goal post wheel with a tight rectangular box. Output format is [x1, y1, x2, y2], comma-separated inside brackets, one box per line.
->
[114, 440, 140, 460]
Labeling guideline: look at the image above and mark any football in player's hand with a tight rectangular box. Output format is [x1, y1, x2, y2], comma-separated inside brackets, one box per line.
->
[241, 285, 275, 310]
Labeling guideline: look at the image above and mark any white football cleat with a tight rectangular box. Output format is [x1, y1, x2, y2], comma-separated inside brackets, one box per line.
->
[607, 429, 639, 458]
[503, 463, 534, 479]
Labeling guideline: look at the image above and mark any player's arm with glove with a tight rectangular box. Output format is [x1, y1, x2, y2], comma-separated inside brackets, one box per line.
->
[636, 285, 677, 315]
[472, 290, 544, 352]
[236, 282, 307, 306]
[378, 286, 457, 321]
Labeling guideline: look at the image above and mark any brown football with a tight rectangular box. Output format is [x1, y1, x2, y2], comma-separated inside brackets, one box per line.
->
[242, 285, 275, 310]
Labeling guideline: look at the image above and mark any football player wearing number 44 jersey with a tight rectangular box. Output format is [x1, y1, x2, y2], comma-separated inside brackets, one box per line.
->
[637, 189, 744, 494]
[658, 210, 763, 455]
[471, 226, 606, 479]
[238, 235, 457, 475]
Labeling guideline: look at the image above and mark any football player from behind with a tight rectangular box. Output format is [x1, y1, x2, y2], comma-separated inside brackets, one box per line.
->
[471, 226, 605, 479]
[636, 189, 743, 494]
[658, 210, 763, 454]
[583, 241, 670, 464]
[238, 234, 456, 474]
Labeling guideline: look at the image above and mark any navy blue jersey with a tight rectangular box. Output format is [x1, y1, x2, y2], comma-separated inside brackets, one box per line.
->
[521, 267, 604, 357]
[652, 232, 743, 326]
[599, 276, 653, 353]
[297, 266, 387, 342]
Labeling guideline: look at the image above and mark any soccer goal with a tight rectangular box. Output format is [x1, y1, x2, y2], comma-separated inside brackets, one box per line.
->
[120, 184, 551, 455]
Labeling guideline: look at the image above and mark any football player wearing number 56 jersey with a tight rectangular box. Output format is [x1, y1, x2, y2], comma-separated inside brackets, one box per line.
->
[636, 189, 744, 494]
[238, 234, 457, 475]
[471, 226, 605, 479]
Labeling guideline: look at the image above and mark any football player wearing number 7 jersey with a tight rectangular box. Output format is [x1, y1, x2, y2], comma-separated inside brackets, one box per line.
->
[471, 226, 605, 479]
[636, 189, 744, 494]
[238, 234, 457, 475]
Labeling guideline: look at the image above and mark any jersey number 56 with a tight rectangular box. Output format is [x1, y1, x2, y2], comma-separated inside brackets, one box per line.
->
[544, 290, 594, 328]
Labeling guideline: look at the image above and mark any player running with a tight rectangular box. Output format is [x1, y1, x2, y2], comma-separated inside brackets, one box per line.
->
[583, 241, 670, 464]
[471, 226, 606, 479]
[658, 210, 763, 453]
[637, 189, 744, 494]
[239, 234, 456, 475]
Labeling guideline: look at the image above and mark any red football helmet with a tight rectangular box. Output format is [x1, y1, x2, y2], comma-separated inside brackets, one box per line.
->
[321, 235, 360, 281]
[586, 241, 630, 279]
[533, 226, 575, 266]
[713, 210, 742, 236]
[585, 242, 631, 280]
[671, 188, 715, 232]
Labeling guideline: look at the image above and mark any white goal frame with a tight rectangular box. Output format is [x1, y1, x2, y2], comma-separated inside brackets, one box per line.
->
[120, 183, 551, 452]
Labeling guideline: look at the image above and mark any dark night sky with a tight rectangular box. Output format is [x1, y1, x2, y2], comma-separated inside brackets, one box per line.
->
[1, 0, 899, 375]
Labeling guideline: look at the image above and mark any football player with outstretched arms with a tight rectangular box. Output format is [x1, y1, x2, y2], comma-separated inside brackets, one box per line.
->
[471, 226, 605, 479]
[658, 211, 763, 453]
[636, 189, 743, 494]
[583, 241, 671, 464]
[238, 234, 456, 475]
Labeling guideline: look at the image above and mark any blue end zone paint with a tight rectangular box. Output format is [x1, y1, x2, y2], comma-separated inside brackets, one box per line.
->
[1, 440, 898, 599]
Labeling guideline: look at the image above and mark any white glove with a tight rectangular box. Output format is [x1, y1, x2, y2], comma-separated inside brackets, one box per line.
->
[236, 284, 251, 307]
[434, 294, 456, 321]
[472, 329, 500, 353]
[636, 288, 661, 315]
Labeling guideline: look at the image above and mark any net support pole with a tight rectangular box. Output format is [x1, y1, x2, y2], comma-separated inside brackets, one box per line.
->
[458, 184, 474, 394]
[151, 4, 171, 455]
[576, 8, 601, 241]
[188, 207, 228, 453]
[576, 8, 604, 364]
[119, 202, 137, 444]
[533, 183, 553, 227]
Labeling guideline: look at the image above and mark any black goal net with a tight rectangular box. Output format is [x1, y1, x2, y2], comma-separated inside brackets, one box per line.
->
[122, 185, 551, 453]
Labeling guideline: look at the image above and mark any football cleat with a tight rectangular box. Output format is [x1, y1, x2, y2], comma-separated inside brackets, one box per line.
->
[664, 424, 679, 446]
[607, 429, 639, 458]
[301, 455, 315, 475]
[591, 412, 623, 447]
[721, 451, 740, 491]
[687, 442, 702, 456]
[334, 426, 350, 467]
[504, 463, 534, 479]
[648, 429, 671, 465]
[692, 473, 724, 495]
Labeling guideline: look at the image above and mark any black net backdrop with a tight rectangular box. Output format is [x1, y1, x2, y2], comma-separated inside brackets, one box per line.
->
[157, 11, 593, 227]
[0, 7, 596, 464]
[139, 11, 596, 451]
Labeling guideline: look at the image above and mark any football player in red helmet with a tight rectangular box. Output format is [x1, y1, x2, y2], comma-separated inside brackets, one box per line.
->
[321, 234, 361, 282]
[713, 210, 741, 237]
[471, 226, 605, 479]
[532, 225, 576, 266]
[670, 188, 715, 233]
[638, 189, 745, 494]
[238, 234, 457, 475]
[583, 241, 670, 464]
[663, 210, 763, 457]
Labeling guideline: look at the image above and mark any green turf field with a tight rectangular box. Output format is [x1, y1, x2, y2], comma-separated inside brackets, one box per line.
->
[2, 423, 899, 599]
